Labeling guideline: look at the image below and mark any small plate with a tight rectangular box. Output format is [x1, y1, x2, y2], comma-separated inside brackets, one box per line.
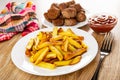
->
[11, 27, 98, 76]
[42, 18, 88, 28]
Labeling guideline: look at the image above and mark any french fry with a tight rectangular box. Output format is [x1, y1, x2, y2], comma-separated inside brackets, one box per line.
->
[49, 45, 63, 61]
[25, 49, 31, 56]
[70, 56, 81, 65]
[38, 62, 56, 69]
[59, 31, 78, 39]
[68, 37, 82, 48]
[55, 45, 67, 56]
[50, 35, 63, 41]
[51, 41, 63, 45]
[61, 38, 69, 51]
[37, 42, 51, 50]
[26, 38, 34, 50]
[46, 52, 57, 59]
[81, 41, 88, 49]
[31, 47, 49, 62]
[52, 27, 58, 37]
[68, 44, 76, 52]
[64, 48, 87, 60]
[54, 59, 72, 66]
[35, 47, 49, 64]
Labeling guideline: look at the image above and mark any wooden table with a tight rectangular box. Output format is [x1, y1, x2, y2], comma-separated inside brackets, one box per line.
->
[0, 0, 120, 80]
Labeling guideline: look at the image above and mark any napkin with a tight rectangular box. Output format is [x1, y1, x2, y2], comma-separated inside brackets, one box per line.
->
[0, 1, 39, 42]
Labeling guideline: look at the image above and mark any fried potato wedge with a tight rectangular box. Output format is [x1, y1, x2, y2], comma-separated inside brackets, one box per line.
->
[37, 42, 51, 50]
[49, 45, 63, 61]
[68, 44, 76, 52]
[54, 59, 72, 66]
[64, 48, 87, 60]
[68, 37, 82, 48]
[38, 62, 56, 69]
[61, 39, 69, 51]
[46, 52, 57, 59]
[26, 38, 34, 50]
[70, 56, 81, 65]
[52, 27, 58, 37]
[34, 47, 49, 64]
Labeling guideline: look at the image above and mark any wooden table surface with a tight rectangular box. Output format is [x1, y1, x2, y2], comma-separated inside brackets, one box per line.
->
[0, 0, 120, 80]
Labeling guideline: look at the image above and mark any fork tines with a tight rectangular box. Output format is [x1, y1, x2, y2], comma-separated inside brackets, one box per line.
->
[101, 32, 114, 53]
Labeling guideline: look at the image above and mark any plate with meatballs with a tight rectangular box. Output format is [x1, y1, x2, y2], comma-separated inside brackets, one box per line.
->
[42, 0, 88, 28]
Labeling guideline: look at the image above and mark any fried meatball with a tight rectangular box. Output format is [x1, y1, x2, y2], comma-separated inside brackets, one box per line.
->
[58, 2, 68, 11]
[76, 12, 86, 22]
[62, 8, 77, 18]
[69, 4, 83, 12]
[66, 0, 75, 7]
[44, 12, 52, 22]
[64, 19, 77, 26]
[47, 7, 60, 19]
[50, 3, 59, 9]
[52, 18, 64, 26]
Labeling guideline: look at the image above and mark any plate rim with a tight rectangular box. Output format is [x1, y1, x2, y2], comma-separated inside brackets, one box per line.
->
[41, 17, 88, 28]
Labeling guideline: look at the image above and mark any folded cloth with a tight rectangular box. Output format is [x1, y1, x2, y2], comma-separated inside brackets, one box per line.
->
[0, 32, 17, 41]
[22, 21, 39, 36]
[0, 1, 40, 42]
[0, 20, 39, 42]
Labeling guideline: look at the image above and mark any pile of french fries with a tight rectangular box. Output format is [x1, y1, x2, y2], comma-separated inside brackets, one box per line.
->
[25, 27, 88, 69]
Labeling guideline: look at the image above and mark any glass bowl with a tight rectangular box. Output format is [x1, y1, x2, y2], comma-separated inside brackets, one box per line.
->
[87, 13, 118, 33]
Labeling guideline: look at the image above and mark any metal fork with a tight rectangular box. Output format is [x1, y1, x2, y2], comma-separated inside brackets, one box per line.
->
[92, 32, 114, 80]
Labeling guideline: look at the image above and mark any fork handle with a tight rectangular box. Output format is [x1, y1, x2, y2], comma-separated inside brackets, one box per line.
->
[92, 56, 105, 80]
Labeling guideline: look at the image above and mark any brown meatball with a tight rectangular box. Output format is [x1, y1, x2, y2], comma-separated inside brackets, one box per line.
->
[47, 7, 60, 19]
[64, 19, 77, 26]
[62, 8, 77, 18]
[69, 4, 83, 12]
[50, 3, 59, 9]
[52, 18, 64, 26]
[58, 2, 68, 11]
[44, 12, 52, 22]
[66, 0, 75, 7]
[76, 12, 86, 22]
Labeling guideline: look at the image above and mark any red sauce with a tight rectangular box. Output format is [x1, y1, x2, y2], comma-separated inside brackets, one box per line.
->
[88, 14, 117, 33]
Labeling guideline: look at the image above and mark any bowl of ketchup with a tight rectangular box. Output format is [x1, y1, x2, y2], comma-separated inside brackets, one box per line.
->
[88, 13, 117, 33]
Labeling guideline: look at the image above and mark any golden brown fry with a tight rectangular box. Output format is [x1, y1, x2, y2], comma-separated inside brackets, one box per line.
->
[55, 45, 67, 56]
[37, 42, 51, 50]
[49, 45, 63, 61]
[64, 48, 87, 60]
[51, 41, 63, 45]
[38, 62, 56, 69]
[59, 31, 78, 39]
[70, 56, 81, 65]
[46, 52, 57, 59]
[68, 44, 76, 51]
[25, 49, 31, 56]
[61, 38, 69, 51]
[52, 27, 58, 37]
[26, 38, 34, 50]
[66, 28, 74, 34]
[50, 35, 63, 41]
[35, 47, 49, 64]
[54, 59, 72, 66]
[81, 41, 88, 49]
[68, 37, 82, 48]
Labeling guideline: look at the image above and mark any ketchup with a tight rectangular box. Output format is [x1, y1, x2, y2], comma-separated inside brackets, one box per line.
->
[88, 14, 117, 33]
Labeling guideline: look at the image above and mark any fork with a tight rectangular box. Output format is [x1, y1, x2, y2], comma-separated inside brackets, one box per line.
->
[92, 32, 114, 80]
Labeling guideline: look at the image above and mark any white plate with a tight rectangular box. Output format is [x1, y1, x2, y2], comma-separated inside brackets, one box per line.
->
[42, 18, 88, 28]
[11, 27, 98, 76]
